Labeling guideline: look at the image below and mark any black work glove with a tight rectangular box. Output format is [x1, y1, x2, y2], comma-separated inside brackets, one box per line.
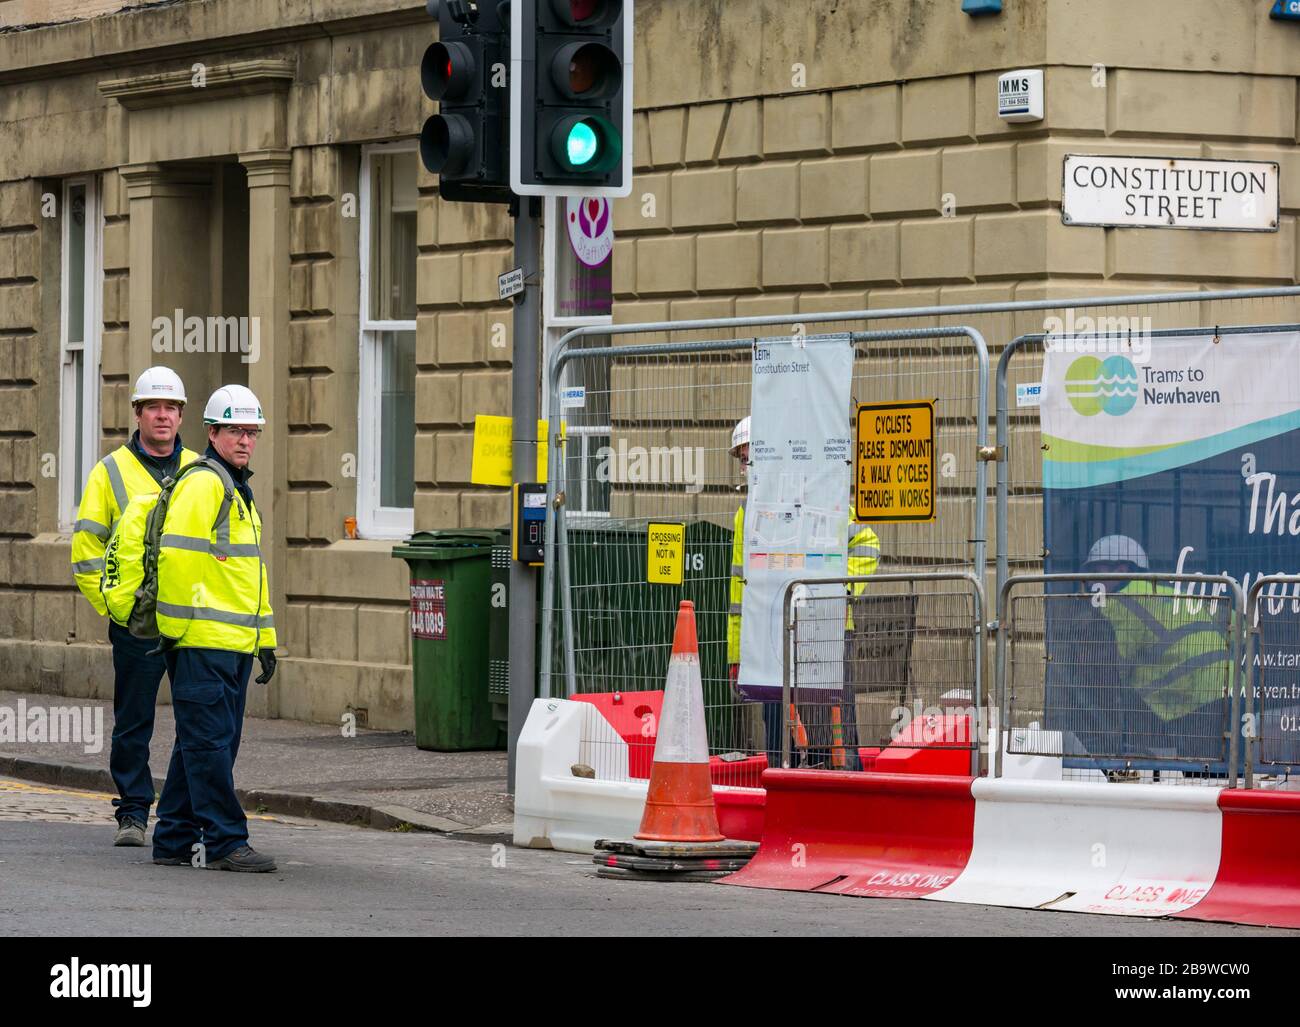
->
[254, 648, 277, 685]
[147, 636, 178, 658]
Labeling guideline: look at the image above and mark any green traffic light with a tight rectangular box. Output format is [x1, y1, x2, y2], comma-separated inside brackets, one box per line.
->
[550, 114, 621, 175]
[567, 122, 599, 166]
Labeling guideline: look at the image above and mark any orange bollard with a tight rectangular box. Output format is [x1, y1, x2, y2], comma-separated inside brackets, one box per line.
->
[830, 706, 846, 769]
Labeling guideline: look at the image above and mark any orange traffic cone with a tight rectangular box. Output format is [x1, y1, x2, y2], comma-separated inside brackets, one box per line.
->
[635, 601, 725, 843]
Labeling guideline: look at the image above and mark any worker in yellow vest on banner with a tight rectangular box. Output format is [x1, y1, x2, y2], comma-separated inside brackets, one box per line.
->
[1073, 534, 1231, 765]
[150, 385, 278, 873]
[71, 366, 199, 848]
[726, 416, 881, 771]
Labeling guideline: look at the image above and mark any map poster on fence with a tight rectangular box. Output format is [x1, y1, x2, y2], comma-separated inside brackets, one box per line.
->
[1038, 330, 1300, 767]
[738, 334, 854, 701]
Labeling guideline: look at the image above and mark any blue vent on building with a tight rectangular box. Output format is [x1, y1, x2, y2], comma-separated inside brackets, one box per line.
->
[962, 0, 1003, 14]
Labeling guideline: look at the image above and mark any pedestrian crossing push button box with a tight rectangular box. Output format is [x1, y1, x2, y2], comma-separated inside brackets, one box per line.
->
[513, 482, 546, 565]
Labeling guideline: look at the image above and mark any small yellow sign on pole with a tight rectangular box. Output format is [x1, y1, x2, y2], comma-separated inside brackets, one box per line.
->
[470, 415, 560, 485]
[646, 522, 686, 585]
[855, 400, 936, 522]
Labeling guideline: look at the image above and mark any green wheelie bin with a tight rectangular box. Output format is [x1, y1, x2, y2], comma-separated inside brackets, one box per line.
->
[392, 529, 504, 751]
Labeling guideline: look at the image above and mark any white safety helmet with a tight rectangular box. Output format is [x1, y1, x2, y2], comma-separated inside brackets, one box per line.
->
[131, 366, 186, 406]
[1084, 534, 1149, 571]
[730, 416, 751, 456]
[203, 384, 266, 425]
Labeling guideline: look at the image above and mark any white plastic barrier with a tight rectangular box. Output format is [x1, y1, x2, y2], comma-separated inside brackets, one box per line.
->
[930, 778, 1223, 916]
[512, 698, 648, 853]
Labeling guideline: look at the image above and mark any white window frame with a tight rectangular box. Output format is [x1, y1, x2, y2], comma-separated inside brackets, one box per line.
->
[58, 176, 103, 533]
[542, 196, 613, 518]
[357, 140, 419, 539]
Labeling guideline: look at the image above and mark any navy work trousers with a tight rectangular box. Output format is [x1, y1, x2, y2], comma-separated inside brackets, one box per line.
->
[108, 621, 168, 825]
[152, 647, 253, 863]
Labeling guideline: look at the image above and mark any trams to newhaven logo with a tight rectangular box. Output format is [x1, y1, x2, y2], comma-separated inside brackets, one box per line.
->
[1065, 354, 1222, 417]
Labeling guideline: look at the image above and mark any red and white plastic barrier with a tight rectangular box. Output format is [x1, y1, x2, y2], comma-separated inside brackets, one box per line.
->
[1173, 789, 1300, 929]
[512, 697, 764, 853]
[722, 770, 1300, 928]
[718, 771, 976, 897]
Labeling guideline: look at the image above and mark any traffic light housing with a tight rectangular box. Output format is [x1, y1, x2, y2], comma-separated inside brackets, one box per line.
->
[421, 0, 512, 204]
[511, 0, 634, 198]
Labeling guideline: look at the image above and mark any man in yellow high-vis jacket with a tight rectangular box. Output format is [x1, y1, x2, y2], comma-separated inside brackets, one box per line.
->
[726, 417, 881, 770]
[71, 366, 198, 847]
[151, 384, 278, 873]
[1075, 534, 1231, 764]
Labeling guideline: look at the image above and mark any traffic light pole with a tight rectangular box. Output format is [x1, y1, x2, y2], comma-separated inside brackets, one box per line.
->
[507, 197, 542, 792]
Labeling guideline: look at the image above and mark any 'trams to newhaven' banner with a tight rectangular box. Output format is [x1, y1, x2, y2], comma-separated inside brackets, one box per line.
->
[1039, 331, 1300, 767]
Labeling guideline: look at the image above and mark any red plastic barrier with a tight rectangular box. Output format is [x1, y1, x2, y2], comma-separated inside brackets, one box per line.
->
[715, 787, 765, 842]
[1175, 789, 1300, 929]
[719, 770, 976, 897]
[854, 714, 972, 776]
[571, 691, 664, 779]
[709, 754, 769, 788]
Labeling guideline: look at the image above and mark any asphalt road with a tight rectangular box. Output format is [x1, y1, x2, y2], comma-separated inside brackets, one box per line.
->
[0, 778, 1289, 937]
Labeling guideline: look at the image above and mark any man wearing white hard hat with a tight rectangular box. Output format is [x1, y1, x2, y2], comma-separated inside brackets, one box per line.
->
[1071, 533, 1229, 765]
[150, 384, 278, 873]
[71, 366, 199, 847]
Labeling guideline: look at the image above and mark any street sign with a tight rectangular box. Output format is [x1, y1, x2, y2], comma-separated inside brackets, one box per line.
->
[855, 400, 936, 523]
[499, 266, 525, 300]
[1062, 154, 1280, 232]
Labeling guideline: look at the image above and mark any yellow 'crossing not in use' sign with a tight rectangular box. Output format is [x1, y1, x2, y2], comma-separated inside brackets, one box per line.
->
[646, 522, 685, 585]
[855, 400, 935, 522]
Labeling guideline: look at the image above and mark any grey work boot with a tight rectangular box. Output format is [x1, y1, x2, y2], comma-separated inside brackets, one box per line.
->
[114, 818, 146, 847]
[206, 845, 277, 873]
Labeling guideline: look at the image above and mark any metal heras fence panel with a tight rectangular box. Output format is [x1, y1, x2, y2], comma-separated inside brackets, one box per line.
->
[539, 285, 1300, 784]
[997, 572, 1245, 787]
[996, 312, 1300, 606]
[1245, 575, 1300, 781]
[781, 572, 988, 777]
[540, 322, 989, 786]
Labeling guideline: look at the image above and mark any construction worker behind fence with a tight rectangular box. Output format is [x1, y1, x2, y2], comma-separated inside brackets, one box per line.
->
[71, 366, 199, 848]
[1068, 534, 1232, 764]
[150, 385, 279, 873]
[726, 415, 881, 771]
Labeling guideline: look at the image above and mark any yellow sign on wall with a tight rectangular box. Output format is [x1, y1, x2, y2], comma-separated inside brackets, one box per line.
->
[646, 522, 685, 585]
[855, 400, 935, 522]
[470, 416, 560, 485]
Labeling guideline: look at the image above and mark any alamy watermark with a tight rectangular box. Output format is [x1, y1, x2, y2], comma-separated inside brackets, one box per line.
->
[152, 309, 261, 364]
[0, 699, 104, 755]
[596, 440, 705, 494]
[50, 958, 151, 1007]
[1043, 309, 1154, 363]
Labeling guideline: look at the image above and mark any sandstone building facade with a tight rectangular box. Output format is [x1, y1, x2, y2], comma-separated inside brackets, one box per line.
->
[0, 0, 1296, 729]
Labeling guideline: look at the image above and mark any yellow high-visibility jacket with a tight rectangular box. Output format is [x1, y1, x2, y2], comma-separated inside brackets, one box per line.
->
[726, 503, 881, 665]
[71, 441, 199, 616]
[156, 460, 276, 653]
[1096, 581, 1231, 722]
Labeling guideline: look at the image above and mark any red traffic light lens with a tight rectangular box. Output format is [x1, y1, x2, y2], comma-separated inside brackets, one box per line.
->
[422, 41, 475, 101]
[552, 0, 610, 26]
[552, 42, 621, 100]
